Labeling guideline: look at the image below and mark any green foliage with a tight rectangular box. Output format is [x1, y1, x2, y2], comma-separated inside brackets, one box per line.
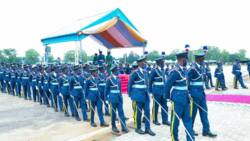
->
[64, 50, 88, 63]
[147, 50, 160, 61]
[126, 51, 140, 64]
[25, 49, 40, 64]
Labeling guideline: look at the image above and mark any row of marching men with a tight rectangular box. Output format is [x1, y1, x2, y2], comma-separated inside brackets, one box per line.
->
[0, 63, 130, 133]
[127, 49, 218, 141]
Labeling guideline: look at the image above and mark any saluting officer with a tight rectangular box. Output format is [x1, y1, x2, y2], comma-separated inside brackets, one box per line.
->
[128, 56, 156, 136]
[187, 52, 217, 138]
[164, 51, 194, 141]
[105, 65, 129, 133]
[149, 56, 170, 126]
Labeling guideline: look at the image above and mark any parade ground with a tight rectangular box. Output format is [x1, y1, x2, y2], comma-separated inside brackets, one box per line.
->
[0, 65, 249, 141]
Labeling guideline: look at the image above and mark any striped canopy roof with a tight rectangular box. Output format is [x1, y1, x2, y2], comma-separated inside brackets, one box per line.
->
[41, 8, 147, 49]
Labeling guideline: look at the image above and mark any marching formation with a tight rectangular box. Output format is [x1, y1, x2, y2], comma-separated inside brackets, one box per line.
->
[0, 48, 249, 141]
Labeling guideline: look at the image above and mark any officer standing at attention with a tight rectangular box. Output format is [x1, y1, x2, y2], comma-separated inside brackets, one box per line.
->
[128, 56, 156, 136]
[149, 56, 170, 126]
[97, 50, 105, 65]
[232, 59, 248, 89]
[69, 66, 89, 121]
[105, 65, 129, 133]
[98, 65, 110, 116]
[214, 62, 227, 91]
[84, 66, 109, 127]
[187, 52, 217, 138]
[205, 63, 214, 88]
[106, 50, 113, 76]
[164, 51, 194, 141]
[21, 65, 31, 100]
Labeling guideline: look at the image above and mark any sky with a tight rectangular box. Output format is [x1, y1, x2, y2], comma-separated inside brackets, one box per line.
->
[0, 0, 249, 59]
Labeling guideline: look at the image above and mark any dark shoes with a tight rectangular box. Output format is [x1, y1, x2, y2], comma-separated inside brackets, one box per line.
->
[91, 122, 97, 127]
[100, 122, 109, 127]
[162, 121, 171, 126]
[145, 129, 156, 136]
[153, 121, 161, 126]
[193, 130, 198, 136]
[203, 132, 217, 138]
[75, 117, 81, 121]
[122, 127, 129, 133]
[112, 127, 120, 133]
[135, 129, 145, 134]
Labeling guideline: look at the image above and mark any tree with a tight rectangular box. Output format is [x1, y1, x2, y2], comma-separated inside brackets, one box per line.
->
[127, 51, 140, 64]
[25, 49, 40, 64]
[47, 54, 54, 63]
[64, 50, 88, 63]
[165, 49, 180, 61]
[2, 48, 18, 63]
[0, 50, 6, 62]
[64, 50, 75, 63]
[220, 49, 230, 62]
[205, 46, 221, 61]
[147, 50, 160, 61]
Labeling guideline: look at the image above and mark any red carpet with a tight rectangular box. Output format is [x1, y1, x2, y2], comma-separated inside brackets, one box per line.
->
[119, 74, 250, 105]
[206, 94, 250, 104]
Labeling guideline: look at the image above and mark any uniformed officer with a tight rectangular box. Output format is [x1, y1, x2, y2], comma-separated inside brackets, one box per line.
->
[43, 67, 52, 107]
[59, 67, 73, 116]
[149, 56, 170, 126]
[214, 62, 227, 90]
[30, 67, 38, 102]
[232, 59, 248, 89]
[15, 68, 22, 97]
[105, 65, 129, 133]
[10, 67, 16, 96]
[97, 50, 105, 66]
[205, 63, 214, 88]
[49, 67, 60, 112]
[164, 51, 194, 141]
[84, 66, 109, 127]
[128, 56, 155, 136]
[21, 65, 31, 100]
[98, 65, 110, 116]
[106, 50, 113, 76]
[187, 52, 217, 138]
[0, 64, 5, 93]
[37, 68, 44, 104]
[4, 67, 11, 94]
[69, 66, 89, 121]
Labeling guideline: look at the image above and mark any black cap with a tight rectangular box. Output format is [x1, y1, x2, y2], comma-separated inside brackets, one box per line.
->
[155, 56, 164, 62]
[137, 56, 147, 62]
[89, 65, 98, 72]
[194, 52, 205, 59]
[176, 52, 188, 59]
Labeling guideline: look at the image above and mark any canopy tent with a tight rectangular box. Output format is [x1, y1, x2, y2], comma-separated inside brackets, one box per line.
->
[41, 8, 147, 64]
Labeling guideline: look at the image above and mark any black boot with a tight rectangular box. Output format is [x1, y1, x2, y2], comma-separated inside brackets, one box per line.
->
[145, 129, 156, 136]
[91, 122, 97, 127]
[100, 122, 109, 127]
[112, 127, 120, 133]
[202, 132, 217, 138]
[135, 129, 144, 135]
[153, 121, 161, 126]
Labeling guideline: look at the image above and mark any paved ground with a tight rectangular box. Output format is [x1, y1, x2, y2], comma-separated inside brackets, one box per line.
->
[0, 65, 249, 141]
